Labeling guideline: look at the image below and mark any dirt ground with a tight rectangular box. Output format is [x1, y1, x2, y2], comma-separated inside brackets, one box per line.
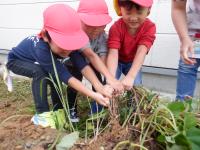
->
[0, 78, 58, 150]
[0, 78, 162, 150]
[0, 78, 141, 150]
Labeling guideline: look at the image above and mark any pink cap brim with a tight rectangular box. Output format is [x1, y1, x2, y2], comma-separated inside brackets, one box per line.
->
[48, 30, 89, 50]
[79, 13, 112, 26]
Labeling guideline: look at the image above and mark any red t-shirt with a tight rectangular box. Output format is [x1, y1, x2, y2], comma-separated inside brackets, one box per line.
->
[108, 18, 156, 63]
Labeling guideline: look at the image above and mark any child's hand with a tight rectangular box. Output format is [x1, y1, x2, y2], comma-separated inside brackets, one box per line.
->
[93, 92, 110, 107]
[103, 84, 114, 95]
[180, 37, 196, 64]
[107, 78, 124, 93]
[95, 84, 113, 99]
[121, 75, 134, 90]
[101, 84, 113, 98]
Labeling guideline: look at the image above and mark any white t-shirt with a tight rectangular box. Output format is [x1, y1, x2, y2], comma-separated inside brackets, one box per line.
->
[186, 0, 200, 35]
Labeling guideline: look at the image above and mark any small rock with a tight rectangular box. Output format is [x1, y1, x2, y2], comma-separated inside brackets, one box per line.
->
[40, 135, 46, 141]
[45, 135, 51, 141]
[15, 145, 23, 150]
[100, 146, 105, 150]
[32, 145, 45, 150]
[25, 142, 32, 149]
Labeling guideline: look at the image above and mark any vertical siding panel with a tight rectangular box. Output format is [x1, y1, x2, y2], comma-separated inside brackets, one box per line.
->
[0, 0, 182, 69]
[0, 0, 79, 49]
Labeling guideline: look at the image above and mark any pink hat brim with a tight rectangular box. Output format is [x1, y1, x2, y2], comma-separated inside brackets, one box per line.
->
[48, 29, 89, 51]
[79, 13, 112, 26]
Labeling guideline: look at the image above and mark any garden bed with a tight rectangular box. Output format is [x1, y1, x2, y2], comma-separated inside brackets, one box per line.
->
[0, 78, 200, 150]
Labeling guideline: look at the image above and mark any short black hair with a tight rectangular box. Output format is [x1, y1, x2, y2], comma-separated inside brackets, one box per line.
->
[45, 31, 52, 42]
[118, 0, 142, 11]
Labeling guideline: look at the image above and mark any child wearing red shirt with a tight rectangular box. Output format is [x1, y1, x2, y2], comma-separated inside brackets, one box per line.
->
[107, 0, 156, 90]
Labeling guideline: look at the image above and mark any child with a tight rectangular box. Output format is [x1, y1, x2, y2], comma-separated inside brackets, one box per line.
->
[6, 4, 113, 122]
[107, 0, 156, 90]
[171, 0, 200, 100]
[66, 0, 124, 118]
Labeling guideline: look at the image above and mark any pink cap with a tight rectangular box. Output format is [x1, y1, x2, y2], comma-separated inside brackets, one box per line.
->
[43, 4, 88, 50]
[77, 0, 112, 26]
[130, 0, 153, 7]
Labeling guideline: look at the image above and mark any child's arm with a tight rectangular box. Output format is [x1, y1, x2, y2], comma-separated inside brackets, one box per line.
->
[68, 76, 110, 106]
[122, 45, 147, 90]
[81, 65, 113, 98]
[106, 48, 119, 77]
[82, 48, 123, 92]
[69, 51, 113, 98]
[37, 49, 111, 106]
[100, 55, 106, 64]
[171, 0, 195, 64]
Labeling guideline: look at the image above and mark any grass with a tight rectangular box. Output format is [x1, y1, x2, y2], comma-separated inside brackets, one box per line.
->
[0, 78, 35, 116]
[0, 78, 32, 102]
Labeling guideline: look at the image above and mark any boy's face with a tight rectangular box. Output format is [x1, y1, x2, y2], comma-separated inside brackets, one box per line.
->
[82, 23, 106, 40]
[42, 30, 72, 57]
[120, 6, 150, 30]
[49, 40, 72, 57]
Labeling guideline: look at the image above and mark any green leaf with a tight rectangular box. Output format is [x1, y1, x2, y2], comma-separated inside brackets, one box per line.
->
[167, 144, 189, 150]
[87, 110, 107, 121]
[191, 100, 200, 112]
[186, 127, 200, 150]
[156, 134, 166, 143]
[185, 100, 193, 111]
[56, 131, 79, 150]
[166, 136, 175, 144]
[119, 107, 130, 122]
[86, 121, 95, 130]
[146, 93, 157, 102]
[167, 102, 185, 116]
[174, 133, 191, 149]
[184, 113, 196, 130]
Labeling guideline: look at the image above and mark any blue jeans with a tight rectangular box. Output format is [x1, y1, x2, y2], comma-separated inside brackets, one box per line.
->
[7, 59, 63, 113]
[116, 61, 142, 85]
[176, 58, 200, 100]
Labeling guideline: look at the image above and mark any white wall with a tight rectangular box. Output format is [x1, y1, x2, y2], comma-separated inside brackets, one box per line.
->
[0, 0, 80, 50]
[145, 0, 180, 69]
[0, 0, 180, 69]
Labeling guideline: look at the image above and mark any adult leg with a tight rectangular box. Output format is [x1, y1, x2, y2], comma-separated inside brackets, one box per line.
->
[7, 60, 49, 113]
[176, 59, 200, 100]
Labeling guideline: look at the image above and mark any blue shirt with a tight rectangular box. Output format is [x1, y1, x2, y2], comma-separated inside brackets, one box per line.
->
[8, 35, 88, 83]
